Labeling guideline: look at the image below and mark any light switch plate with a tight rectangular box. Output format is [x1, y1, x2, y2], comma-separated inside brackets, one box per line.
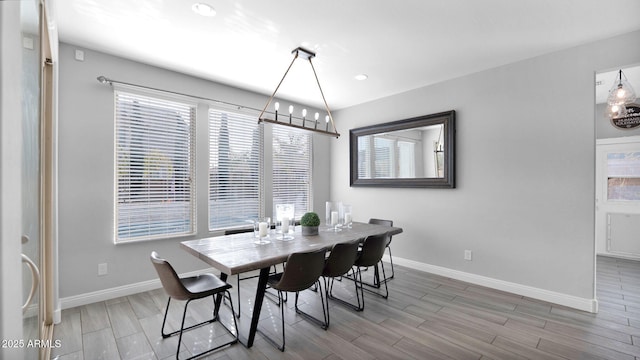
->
[464, 250, 472, 261]
[98, 263, 108, 276]
[22, 37, 34, 50]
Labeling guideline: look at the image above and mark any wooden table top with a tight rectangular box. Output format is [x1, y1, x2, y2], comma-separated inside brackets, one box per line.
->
[181, 222, 402, 275]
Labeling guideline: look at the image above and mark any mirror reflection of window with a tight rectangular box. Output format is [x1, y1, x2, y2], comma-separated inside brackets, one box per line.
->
[357, 136, 371, 178]
[356, 123, 445, 179]
[397, 141, 416, 178]
[374, 137, 393, 178]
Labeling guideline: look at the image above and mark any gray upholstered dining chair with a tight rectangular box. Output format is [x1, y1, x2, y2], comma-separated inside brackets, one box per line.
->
[350, 233, 390, 309]
[257, 248, 327, 351]
[320, 240, 362, 325]
[296, 239, 362, 328]
[368, 218, 395, 284]
[150, 251, 238, 360]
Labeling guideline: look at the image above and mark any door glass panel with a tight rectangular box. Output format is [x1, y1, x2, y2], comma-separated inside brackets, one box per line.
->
[607, 152, 640, 201]
[21, 0, 40, 356]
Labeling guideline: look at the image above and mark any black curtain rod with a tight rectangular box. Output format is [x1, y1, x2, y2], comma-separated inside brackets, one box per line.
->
[96, 75, 264, 114]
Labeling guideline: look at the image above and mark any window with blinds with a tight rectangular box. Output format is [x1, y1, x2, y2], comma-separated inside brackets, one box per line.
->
[115, 91, 196, 242]
[272, 126, 312, 220]
[208, 108, 262, 230]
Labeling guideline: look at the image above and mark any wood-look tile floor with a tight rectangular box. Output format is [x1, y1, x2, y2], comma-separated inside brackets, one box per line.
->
[51, 256, 640, 360]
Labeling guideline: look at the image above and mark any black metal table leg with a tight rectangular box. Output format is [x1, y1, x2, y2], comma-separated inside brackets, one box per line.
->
[213, 272, 229, 317]
[244, 267, 270, 348]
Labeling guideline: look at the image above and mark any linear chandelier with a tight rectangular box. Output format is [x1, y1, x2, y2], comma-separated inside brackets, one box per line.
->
[258, 47, 340, 138]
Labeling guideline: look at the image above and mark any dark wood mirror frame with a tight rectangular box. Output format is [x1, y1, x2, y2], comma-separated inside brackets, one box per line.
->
[349, 110, 455, 188]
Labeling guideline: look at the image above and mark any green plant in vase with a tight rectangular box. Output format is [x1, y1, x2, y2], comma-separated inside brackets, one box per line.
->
[300, 212, 320, 235]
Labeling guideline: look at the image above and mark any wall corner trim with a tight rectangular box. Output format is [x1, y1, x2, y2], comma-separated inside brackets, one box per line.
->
[388, 255, 598, 313]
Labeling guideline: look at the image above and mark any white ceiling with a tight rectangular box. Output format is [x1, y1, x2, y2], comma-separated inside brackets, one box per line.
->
[55, 0, 640, 110]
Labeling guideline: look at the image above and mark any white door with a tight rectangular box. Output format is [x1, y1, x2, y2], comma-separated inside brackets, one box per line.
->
[21, 1, 42, 358]
[596, 136, 640, 258]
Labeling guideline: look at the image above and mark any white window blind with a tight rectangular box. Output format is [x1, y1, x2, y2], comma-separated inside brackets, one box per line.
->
[209, 108, 262, 230]
[272, 126, 312, 219]
[115, 91, 195, 242]
[358, 136, 371, 178]
[374, 137, 393, 178]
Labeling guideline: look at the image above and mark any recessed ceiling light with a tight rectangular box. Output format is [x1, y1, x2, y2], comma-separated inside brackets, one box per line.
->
[192, 3, 216, 17]
[354, 74, 368, 81]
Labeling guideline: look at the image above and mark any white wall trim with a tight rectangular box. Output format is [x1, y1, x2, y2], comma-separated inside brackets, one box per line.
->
[61, 257, 598, 314]
[385, 254, 598, 313]
[59, 269, 213, 310]
[596, 135, 640, 145]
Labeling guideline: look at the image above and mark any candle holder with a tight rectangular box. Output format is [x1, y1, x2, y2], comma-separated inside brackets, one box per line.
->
[275, 204, 295, 240]
[253, 217, 271, 245]
[343, 204, 353, 228]
[325, 201, 343, 232]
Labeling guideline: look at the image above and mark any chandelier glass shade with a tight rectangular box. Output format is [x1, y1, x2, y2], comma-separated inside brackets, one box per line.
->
[605, 69, 637, 119]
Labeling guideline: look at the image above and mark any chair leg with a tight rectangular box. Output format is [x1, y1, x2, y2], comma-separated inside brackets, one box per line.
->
[161, 294, 239, 360]
[327, 268, 364, 311]
[375, 246, 395, 285]
[294, 281, 328, 330]
[257, 290, 286, 351]
[280, 291, 286, 351]
[386, 245, 395, 280]
[236, 276, 242, 318]
[362, 263, 389, 299]
[175, 299, 190, 359]
[161, 297, 173, 338]
[373, 264, 381, 288]
[345, 264, 381, 289]
[161, 298, 216, 338]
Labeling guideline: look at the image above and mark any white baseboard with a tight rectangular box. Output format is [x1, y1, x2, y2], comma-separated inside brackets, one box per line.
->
[384, 254, 598, 313]
[59, 269, 212, 310]
[60, 259, 598, 314]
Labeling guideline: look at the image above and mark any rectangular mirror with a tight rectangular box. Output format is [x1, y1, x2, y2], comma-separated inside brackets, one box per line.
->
[350, 110, 455, 188]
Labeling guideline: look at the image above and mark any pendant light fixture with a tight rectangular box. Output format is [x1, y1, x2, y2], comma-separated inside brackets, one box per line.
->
[606, 69, 637, 118]
[258, 47, 339, 138]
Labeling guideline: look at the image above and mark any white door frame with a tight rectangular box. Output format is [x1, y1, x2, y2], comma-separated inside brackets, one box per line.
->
[0, 1, 25, 357]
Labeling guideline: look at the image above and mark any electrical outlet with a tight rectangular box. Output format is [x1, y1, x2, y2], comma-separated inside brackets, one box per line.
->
[98, 263, 108, 276]
[464, 250, 472, 261]
[75, 49, 85, 61]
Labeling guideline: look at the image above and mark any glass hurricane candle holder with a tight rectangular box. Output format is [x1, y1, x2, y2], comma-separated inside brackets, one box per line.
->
[343, 204, 353, 228]
[254, 217, 271, 245]
[325, 201, 343, 231]
[275, 204, 295, 240]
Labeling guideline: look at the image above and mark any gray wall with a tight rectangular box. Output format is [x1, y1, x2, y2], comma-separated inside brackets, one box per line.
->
[57, 44, 331, 298]
[332, 30, 640, 300]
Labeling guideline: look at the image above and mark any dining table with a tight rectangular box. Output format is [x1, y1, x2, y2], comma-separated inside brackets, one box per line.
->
[180, 221, 403, 348]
